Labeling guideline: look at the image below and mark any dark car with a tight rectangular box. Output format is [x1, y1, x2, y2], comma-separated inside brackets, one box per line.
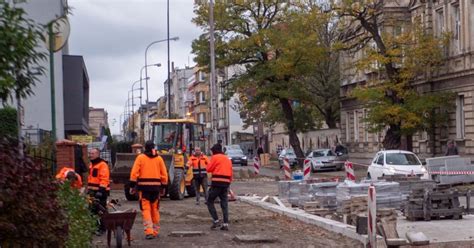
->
[225, 149, 248, 166]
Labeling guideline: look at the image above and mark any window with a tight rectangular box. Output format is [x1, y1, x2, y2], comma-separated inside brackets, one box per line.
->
[196, 92, 205, 104]
[354, 110, 359, 142]
[435, 9, 445, 37]
[198, 113, 206, 124]
[376, 154, 384, 165]
[452, 5, 461, 53]
[456, 95, 465, 139]
[198, 71, 206, 82]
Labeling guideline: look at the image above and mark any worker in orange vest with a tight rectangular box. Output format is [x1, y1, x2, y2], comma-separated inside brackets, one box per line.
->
[56, 167, 83, 189]
[130, 140, 168, 240]
[87, 148, 110, 235]
[206, 143, 233, 231]
[187, 147, 210, 205]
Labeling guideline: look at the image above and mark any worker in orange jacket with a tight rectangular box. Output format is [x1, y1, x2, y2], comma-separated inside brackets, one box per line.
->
[56, 167, 82, 189]
[87, 148, 110, 235]
[206, 143, 233, 231]
[130, 140, 168, 240]
[187, 147, 209, 205]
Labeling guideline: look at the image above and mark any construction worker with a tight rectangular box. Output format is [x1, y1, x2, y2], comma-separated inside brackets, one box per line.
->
[55, 166, 82, 189]
[129, 140, 168, 240]
[87, 148, 110, 235]
[187, 147, 209, 205]
[206, 143, 233, 231]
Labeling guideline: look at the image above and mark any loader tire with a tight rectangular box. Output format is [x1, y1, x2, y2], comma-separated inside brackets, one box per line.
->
[168, 168, 185, 200]
[124, 183, 139, 201]
[186, 178, 196, 197]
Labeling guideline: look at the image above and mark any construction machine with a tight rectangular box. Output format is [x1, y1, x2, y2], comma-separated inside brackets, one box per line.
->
[111, 118, 206, 201]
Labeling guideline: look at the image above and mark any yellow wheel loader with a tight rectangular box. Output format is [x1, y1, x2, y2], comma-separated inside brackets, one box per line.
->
[151, 118, 206, 200]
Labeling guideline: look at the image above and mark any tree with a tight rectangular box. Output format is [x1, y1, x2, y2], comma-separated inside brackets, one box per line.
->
[192, 1, 337, 162]
[335, 1, 453, 149]
[0, 2, 47, 152]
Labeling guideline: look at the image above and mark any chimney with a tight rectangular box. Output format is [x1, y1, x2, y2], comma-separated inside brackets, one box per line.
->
[172, 61, 175, 72]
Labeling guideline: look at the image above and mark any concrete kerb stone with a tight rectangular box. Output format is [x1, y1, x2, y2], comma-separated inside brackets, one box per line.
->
[239, 196, 384, 247]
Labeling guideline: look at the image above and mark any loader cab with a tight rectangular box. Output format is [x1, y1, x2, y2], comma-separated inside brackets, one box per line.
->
[151, 118, 206, 154]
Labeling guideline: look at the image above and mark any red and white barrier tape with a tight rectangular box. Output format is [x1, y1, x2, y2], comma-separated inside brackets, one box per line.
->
[283, 158, 291, 180]
[429, 171, 474, 175]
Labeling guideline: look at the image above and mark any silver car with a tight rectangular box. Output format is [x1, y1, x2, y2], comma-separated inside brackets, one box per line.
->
[278, 149, 298, 168]
[307, 149, 347, 172]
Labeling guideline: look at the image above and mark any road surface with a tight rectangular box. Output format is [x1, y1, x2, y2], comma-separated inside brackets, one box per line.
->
[93, 180, 363, 247]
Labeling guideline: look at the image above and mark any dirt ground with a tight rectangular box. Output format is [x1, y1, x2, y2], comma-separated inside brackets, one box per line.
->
[93, 180, 363, 248]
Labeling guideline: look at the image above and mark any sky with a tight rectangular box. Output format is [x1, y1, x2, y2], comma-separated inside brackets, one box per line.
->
[68, 0, 203, 135]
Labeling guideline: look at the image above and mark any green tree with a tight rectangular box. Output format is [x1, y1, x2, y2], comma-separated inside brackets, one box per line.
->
[0, 2, 47, 152]
[192, 1, 337, 161]
[335, 1, 453, 149]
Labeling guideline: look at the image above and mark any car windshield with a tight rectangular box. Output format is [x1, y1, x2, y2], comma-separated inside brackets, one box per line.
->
[386, 153, 421, 166]
[312, 150, 334, 157]
[227, 150, 244, 156]
[285, 150, 295, 156]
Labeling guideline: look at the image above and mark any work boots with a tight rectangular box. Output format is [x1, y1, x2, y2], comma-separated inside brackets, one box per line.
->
[210, 220, 221, 230]
[220, 223, 229, 231]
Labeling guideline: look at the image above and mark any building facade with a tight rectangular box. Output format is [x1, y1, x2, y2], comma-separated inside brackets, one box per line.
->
[340, 0, 474, 163]
[88, 107, 108, 141]
[170, 65, 194, 118]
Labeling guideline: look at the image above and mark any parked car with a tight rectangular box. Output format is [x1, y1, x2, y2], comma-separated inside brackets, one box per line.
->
[225, 149, 248, 166]
[278, 148, 298, 168]
[367, 150, 427, 180]
[306, 149, 347, 172]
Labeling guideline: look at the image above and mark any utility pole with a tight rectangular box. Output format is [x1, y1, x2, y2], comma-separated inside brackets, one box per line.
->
[167, 0, 171, 118]
[209, 0, 217, 145]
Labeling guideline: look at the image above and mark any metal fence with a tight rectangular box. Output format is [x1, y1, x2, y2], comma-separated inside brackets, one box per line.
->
[27, 147, 56, 176]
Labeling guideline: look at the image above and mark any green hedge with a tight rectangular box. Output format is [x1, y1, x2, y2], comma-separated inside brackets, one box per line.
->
[57, 183, 97, 247]
[0, 107, 17, 138]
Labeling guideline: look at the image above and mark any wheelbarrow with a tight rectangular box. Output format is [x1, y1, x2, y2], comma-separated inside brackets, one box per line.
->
[101, 209, 137, 248]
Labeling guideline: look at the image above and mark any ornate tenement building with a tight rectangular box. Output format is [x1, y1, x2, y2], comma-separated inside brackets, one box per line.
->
[340, 1, 474, 162]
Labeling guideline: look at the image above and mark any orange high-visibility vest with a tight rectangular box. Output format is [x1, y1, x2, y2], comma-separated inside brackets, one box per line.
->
[187, 154, 209, 177]
[207, 153, 233, 187]
[130, 151, 168, 191]
[87, 159, 110, 192]
[56, 167, 82, 189]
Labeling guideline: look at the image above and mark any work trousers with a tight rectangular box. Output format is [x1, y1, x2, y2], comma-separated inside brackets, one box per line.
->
[88, 190, 108, 231]
[207, 186, 229, 224]
[139, 191, 160, 236]
[194, 175, 208, 202]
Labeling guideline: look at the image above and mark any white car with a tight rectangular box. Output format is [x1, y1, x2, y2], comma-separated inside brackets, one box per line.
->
[367, 150, 427, 180]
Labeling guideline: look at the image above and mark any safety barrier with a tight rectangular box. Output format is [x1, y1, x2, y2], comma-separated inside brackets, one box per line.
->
[344, 161, 356, 181]
[253, 156, 260, 175]
[368, 185, 377, 248]
[303, 159, 311, 180]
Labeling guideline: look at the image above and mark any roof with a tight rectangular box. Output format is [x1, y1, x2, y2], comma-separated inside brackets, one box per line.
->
[379, 150, 415, 154]
[150, 118, 197, 124]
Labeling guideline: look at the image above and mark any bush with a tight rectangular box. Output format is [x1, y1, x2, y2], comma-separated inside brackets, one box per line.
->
[57, 182, 97, 247]
[0, 138, 66, 246]
[0, 107, 17, 138]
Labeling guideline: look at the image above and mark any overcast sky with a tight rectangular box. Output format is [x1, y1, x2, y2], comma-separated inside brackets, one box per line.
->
[68, 0, 202, 135]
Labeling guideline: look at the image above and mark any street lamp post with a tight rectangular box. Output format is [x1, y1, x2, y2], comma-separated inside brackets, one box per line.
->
[144, 37, 178, 103]
[140, 63, 161, 105]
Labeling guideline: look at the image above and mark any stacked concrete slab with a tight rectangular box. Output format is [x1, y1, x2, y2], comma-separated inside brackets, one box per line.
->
[278, 180, 338, 209]
[336, 180, 403, 210]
